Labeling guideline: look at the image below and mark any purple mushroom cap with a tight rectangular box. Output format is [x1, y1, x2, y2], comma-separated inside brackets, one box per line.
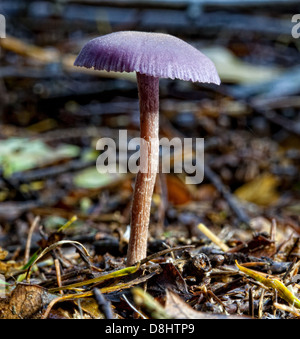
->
[74, 31, 220, 84]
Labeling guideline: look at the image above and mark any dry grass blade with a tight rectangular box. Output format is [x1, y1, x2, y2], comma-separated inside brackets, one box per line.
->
[236, 261, 300, 309]
[43, 272, 154, 318]
[25, 240, 90, 280]
[197, 223, 229, 252]
[273, 302, 300, 317]
[48, 263, 141, 293]
[132, 287, 171, 319]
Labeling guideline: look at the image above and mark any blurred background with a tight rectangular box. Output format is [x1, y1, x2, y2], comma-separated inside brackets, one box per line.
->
[1, 1, 300, 251]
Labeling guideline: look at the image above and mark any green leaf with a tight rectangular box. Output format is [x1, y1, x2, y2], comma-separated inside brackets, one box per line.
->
[73, 167, 122, 189]
[0, 138, 80, 176]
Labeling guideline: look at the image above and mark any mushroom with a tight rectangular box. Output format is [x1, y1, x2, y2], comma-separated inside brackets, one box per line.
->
[74, 31, 220, 266]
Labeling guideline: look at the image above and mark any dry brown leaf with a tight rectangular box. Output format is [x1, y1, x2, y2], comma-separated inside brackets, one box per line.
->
[0, 247, 22, 274]
[0, 283, 56, 319]
[150, 263, 188, 295]
[164, 290, 246, 319]
[0, 248, 8, 261]
[0, 261, 21, 275]
[73, 298, 106, 319]
[234, 173, 279, 206]
[166, 175, 192, 206]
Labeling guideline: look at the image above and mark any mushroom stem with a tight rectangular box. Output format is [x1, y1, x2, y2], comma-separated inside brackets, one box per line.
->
[127, 72, 160, 266]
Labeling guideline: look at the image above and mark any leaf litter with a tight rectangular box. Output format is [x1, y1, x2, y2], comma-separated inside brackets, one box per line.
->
[0, 2, 300, 320]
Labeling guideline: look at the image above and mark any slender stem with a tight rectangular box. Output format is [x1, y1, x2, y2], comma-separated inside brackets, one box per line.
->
[127, 72, 160, 266]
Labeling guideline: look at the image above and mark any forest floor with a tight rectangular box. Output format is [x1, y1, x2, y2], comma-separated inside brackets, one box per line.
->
[0, 2, 300, 319]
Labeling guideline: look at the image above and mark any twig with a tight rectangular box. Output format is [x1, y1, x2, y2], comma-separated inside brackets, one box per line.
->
[160, 117, 251, 227]
[249, 287, 254, 318]
[24, 215, 40, 264]
[93, 288, 114, 319]
[0, 190, 68, 221]
[254, 108, 300, 137]
[54, 259, 63, 295]
[251, 96, 300, 111]
[0, 36, 136, 82]
[10, 159, 95, 184]
[122, 293, 147, 319]
[258, 288, 265, 319]
[270, 219, 277, 243]
[274, 302, 300, 317]
[204, 164, 251, 227]
[197, 223, 229, 252]
[139, 245, 195, 265]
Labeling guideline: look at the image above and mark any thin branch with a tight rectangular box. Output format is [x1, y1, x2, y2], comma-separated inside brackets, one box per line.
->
[24, 215, 40, 264]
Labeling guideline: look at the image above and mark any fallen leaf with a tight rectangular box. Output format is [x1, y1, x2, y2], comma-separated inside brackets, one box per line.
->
[73, 167, 124, 189]
[0, 284, 56, 319]
[0, 247, 22, 274]
[0, 138, 79, 176]
[202, 46, 281, 84]
[164, 290, 246, 319]
[148, 262, 188, 295]
[73, 298, 106, 319]
[166, 175, 192, 206]
[234, 173, 279, 206]
[0, 248, 8, 261]
[228, 233, 276, 258]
